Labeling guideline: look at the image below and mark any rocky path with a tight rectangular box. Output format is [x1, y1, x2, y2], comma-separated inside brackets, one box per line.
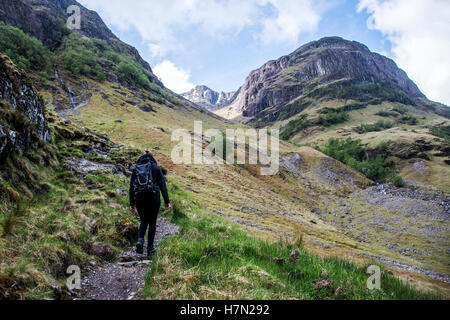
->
[76, 217, 179, 300]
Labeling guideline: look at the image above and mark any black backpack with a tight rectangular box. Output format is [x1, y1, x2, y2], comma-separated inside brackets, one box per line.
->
[133, 162, 158, 196]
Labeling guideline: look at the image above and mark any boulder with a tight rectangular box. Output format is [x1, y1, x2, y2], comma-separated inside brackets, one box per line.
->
[90, 242, 115, 260]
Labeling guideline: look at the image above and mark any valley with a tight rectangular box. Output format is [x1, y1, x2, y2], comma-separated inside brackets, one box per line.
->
[0, 0, 449, 300]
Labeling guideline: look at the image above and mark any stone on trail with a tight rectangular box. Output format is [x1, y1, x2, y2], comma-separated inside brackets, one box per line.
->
[90, 242, 115, 260]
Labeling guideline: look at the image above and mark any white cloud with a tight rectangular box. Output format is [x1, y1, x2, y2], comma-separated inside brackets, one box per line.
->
[153, 60, 194, 94]
[358, 0, 450, 105]
[257, 0, 321, 44]
[78, 0, 324, 56]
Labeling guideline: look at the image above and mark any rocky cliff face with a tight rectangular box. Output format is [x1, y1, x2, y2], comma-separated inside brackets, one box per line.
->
[0, 54, 50, 161]
[224, 37, 425, 120]
[182, 85, 235, 111]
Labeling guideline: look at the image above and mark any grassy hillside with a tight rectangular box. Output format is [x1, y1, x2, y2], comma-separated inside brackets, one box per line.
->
[0, 126, 441, 299]
[271, 95, 450, 191]
[143, 186, 440, 300]
[69, 94, 450, 298]
[1, 7, 449, 300]
[1, 103, 443, 299]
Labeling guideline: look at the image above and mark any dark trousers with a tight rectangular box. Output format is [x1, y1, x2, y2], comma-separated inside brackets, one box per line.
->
[136, 191, 161, 248]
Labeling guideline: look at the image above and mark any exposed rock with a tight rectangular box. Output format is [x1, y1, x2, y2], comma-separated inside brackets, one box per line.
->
[90, 242, 115, 260]
[0, 53, 50, 161]
[280, 152, 305, 173]
[313, 278, 334, 290]
[412, 161, 429, 175]
[0, 125, 11, 159]
[182, 85, 235, 111]
[289, 250, 300, 263]
[65, 158, 117, 175]
[220, 36, 425, 121]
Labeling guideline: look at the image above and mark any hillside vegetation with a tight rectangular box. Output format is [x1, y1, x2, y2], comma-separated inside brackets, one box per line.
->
[0, 1, 449, 300]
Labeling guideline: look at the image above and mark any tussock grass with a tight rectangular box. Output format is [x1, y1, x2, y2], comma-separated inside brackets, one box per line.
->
[0, 165, 139, 299]
[1, 202, 29, 236]
[143, 182, 440, 300]
[0, 118, 146, 299]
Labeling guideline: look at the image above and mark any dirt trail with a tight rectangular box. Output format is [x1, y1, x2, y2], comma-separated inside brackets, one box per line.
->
[76, 217, 179, 300]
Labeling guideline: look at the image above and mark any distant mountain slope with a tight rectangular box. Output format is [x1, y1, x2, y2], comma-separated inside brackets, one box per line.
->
[216, 36, 436, 122]
[182, 85, 235, 111]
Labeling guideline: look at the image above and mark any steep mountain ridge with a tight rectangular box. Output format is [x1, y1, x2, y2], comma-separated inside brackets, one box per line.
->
[216, 36, 449, 192]
[217, 36, 426, 121]
[182, 85, 235, 111]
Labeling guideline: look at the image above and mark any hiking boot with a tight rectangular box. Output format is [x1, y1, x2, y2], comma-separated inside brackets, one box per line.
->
[147, 246, 156, 256]
[136, 238, 144, 254]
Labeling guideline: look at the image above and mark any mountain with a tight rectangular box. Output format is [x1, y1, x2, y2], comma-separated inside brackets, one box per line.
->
[0, 0, 226, 118]
[182, 85, 235, 111]
[216, 36, 442, 121]
[0, 0, 156, 77]
[1, 2, 449, 300]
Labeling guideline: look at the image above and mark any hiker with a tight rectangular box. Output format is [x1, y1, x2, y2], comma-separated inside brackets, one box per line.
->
[129, 151, 171, 256]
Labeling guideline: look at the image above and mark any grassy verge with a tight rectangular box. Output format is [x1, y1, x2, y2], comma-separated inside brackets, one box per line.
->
[142, 182, 439, 300]
[0, 115, 143, 299]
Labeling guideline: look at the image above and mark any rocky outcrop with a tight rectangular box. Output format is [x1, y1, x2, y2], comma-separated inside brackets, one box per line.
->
[182, 85, 235, 111]
[90, 242, 115, 260]
[0, 54, 50, 161]
[223, 37, 425, 120]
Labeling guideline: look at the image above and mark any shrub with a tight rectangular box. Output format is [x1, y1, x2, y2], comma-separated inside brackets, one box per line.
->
[318, 109, 350, 127]
[391, 175, 405, 187]
[278, 100, 310, 121]
[0, 22, 54, 73]
[357, 120, 393, 133]
[431, 126, 450, 141]
[280, 115, 309, 140]
[392, 106, 408, 114]
[117, 59, 150, 88]
[307, 80, 415, 105]
[318, 137, 395, 182]
[61, 35, 102, 78]
[376, 110, 397, 117]
[398, 115, 418, 125]
[61, 34, 152, 88]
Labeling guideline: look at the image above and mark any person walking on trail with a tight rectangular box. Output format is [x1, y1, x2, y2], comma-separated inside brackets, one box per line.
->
[129, 151, 171, 256]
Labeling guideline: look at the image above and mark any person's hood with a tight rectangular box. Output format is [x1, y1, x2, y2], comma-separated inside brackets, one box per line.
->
[137, 153, 157, 165]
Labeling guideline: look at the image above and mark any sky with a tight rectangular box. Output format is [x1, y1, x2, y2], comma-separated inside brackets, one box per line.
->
[77, 0, 450, 106]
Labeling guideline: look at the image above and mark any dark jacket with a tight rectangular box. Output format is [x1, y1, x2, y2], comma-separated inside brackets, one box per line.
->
[129, 154, 169, 207]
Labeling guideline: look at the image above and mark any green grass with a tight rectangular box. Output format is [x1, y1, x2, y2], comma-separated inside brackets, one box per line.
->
[0, 116, 144, 299]
[142, 182, 438, 300]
